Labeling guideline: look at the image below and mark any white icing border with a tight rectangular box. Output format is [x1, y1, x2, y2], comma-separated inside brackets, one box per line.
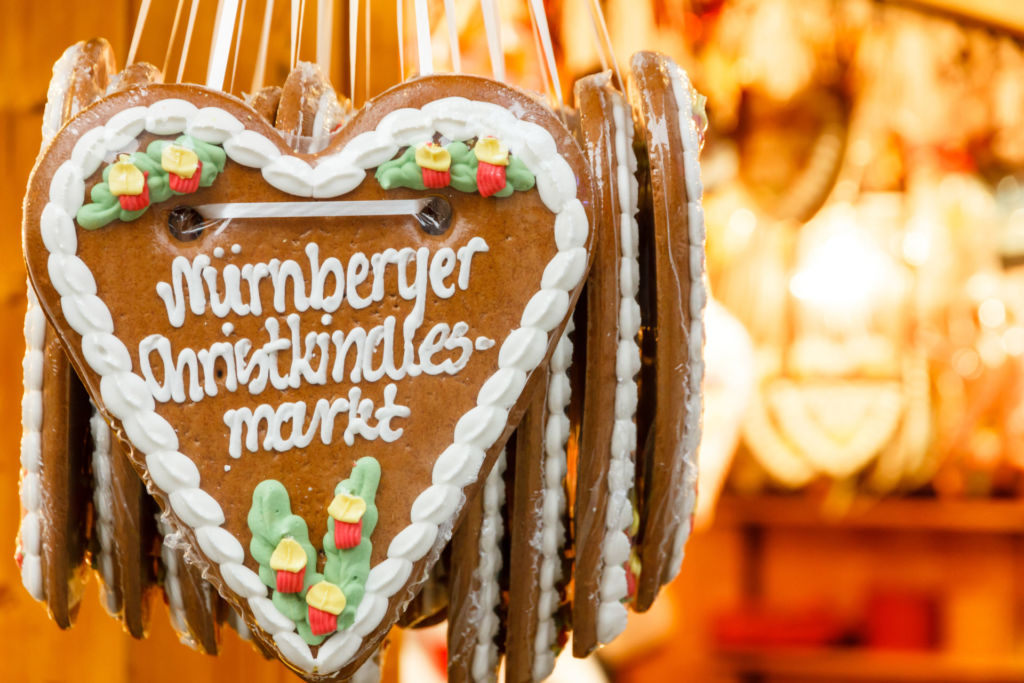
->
[89, 405, 118, 613]
[157, 514, 193, 644]
[37, 95, 587, 675]
[18, 288, 46, 600]
[665, 64, 706, 579]
[532, 321, 572, 681]
[470, 449, 506, 683]
[595, 99, 641, 644]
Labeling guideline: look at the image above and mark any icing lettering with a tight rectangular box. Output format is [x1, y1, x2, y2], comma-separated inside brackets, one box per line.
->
[143, 239, 492, 458]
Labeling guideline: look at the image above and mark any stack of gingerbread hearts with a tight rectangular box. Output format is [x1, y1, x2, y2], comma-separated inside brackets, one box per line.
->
[17, 32, 706, 683]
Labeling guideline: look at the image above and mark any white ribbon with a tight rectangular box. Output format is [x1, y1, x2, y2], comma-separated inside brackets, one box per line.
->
[196, 199, 429, 220]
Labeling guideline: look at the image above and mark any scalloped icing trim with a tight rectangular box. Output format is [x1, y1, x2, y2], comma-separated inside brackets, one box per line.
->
[664, 63, 707, 580]
[36, 93, 588, 676]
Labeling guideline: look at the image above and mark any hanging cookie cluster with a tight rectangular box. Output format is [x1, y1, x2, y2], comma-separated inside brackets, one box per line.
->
[17, 31, 705, 683]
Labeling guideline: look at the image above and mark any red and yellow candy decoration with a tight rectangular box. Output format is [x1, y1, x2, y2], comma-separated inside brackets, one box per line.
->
[329, 491, 367, 550]
[108, 154, 149, 211]
[269, 537, 307, 593]
[415, 142, 452, 188]
[161, 143, 203, 193]
[474, 136, 509, 197]
[305, 581, 346, 636]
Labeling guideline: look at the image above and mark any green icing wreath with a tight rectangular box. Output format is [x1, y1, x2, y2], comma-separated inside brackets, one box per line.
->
[247, 457, 381, 645]
[75, 134, 226, 230]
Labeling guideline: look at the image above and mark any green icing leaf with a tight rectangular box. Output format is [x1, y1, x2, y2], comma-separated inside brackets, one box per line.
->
[374, 146, 425, 191]
[323, 457, 381, 630]
[247, 480, 324, 644]
[75, 134, 227, 230]
[246, 459, 382, 646]
[506, 156, 536, 191]
[373, 140, 536, 198]
[447, 142, 478, 193]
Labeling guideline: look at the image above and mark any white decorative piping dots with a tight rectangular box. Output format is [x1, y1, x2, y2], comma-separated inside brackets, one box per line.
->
[665, 65, 706, 580]
[532, 322, 573, 680]
[595, 99, 642, 644]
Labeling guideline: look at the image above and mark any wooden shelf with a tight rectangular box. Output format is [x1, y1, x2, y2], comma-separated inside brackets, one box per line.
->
[716, 647, 1024, 682]
[715, 494, 1024, 534]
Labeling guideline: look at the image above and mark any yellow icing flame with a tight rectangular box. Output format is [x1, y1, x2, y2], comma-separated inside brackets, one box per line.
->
[415, 143, 451, 172]
[328, 492, 367, 524]
[269, 537, 307, 573]
[161, 144, 200, 178]
[629, 552, 642, 577]
[109, 154, 145, 196]
[474, 137, 509, 166]
[305, 581, 346, 614]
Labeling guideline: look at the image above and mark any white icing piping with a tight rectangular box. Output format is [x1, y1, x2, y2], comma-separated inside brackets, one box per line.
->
[532, 321, 572, 681]
[18, 288, 46, 601]
[158, 514, 194, 645]
[470, 449, 506, 683]
[19, 44, 86, 602]
[90, 406, 119, 613]
[595, 98, 640, 644]
[38, 95, 587, 676]
[665, 64, 706, 579]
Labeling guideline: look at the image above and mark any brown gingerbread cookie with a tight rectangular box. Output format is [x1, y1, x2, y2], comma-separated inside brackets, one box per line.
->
[90, 411, 157, 637]
[504, 323, 573, 683]
[23, 73, 594, 679]
[159, 514, 221, 653]
[628, 52, 706, 611]
[571, 71, 642, 654]
[246, 86, 283, 127]
[18, 36, 118, 628]
[106, 62, 163, 93]
[89, 61, 164, 639]
[275, 63, 350, 152]
[447, 449, 507, 683]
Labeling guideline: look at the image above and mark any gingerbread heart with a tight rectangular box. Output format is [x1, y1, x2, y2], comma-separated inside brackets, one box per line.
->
[23, 75, 594, 679]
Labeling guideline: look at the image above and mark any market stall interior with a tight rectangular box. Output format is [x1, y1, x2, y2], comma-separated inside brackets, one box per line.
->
[4, 0, 1024, 682]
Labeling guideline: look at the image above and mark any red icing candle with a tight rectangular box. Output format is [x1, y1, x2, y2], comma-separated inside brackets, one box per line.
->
[476, 162, 506, 197]
[169, 160, 203, 193]
[307, 606, 338, 636]
[275, 567, 305, 593]
[422, 168, 451, 189]
[118, 172, 150, 211]
[334, 520, 362, 550]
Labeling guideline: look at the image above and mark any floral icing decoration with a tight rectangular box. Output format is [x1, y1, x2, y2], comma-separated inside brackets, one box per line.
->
[247, 456, 380, 645]
[76, 134, 226, 230]
[375, 137, 535, 197]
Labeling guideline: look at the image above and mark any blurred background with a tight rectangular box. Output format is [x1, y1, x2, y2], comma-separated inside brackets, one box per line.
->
[5, 0, 1024, 681]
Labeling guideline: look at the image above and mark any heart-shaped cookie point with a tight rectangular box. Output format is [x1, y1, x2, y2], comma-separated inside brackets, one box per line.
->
[23, 74, 594, 679]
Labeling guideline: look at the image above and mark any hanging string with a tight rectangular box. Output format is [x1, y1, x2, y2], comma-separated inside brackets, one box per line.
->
[161, 0, 187, 79]
[317, 0, 334, 81]
[585, 3, 608, 72]
[227, 0, 248, 93]
[290, 0, 300, 68]
[296, 0, 308, 65]
[526, 0, 563, 108]
[177, 0, 202, 82]
[527, 3, 554, 104]
[444, 0, 461, 72]
[364, 1, 372, 100]
[126, 0, 154, 67]
[349, 0, 360, 98]
[479, 0, 504, 81]
[585, 0, 622, 92]
[396, 0, 405, 80]
[413, 0, 433, 75]
[206, 0, 241, 90]
[251, 0, 275, 91]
